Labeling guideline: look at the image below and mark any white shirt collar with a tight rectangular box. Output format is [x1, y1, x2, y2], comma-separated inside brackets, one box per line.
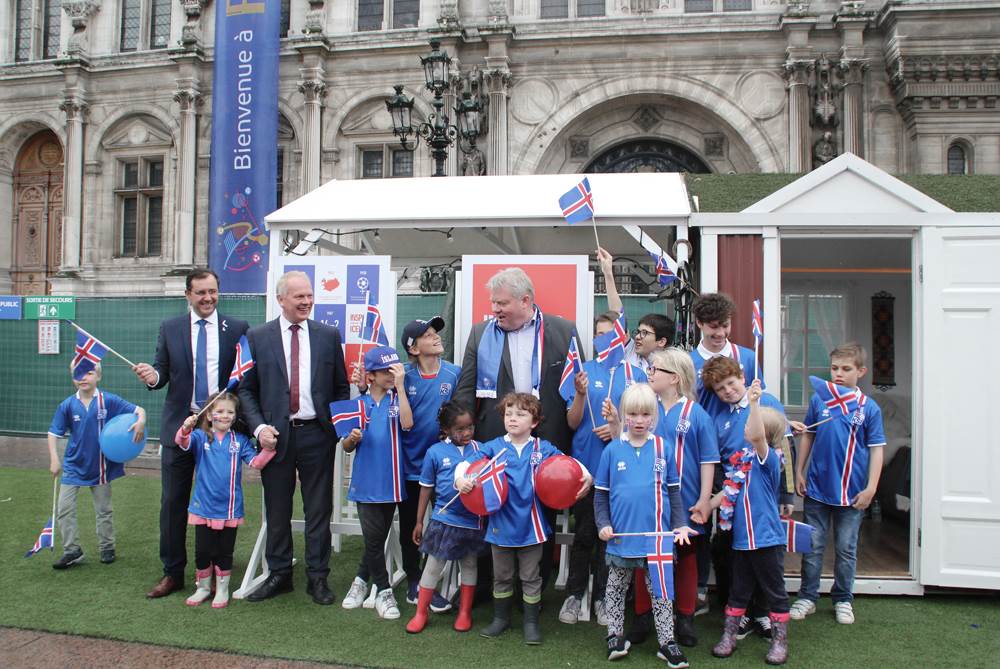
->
[730, 391, 750, 412]
[190, 310, 218, 326]
[697, 339, 733, 360]
[279, 314, 308, 332]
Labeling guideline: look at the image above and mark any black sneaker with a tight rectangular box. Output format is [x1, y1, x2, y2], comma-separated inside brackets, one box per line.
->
[736, 615, 754, 640]
[53, 550, 84, 570]
[100, 549, 116, 564]
[657, 641, 690, 668]
[607, 634, 630, 661]
[752, 615, 773, 640]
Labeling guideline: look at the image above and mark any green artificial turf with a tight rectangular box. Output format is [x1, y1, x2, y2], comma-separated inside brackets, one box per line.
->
[2, 468, 998, 668]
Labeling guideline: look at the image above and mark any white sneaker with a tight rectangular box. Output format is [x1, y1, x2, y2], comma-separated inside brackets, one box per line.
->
[558, 595, 582, 624]
[362, 584, 378, 609]
[375, 587, 400, 620]
[594, 598, 609, 627]
[834, 601, 855, 624]
[341, 577, 367, 610]
[789, 598, 816, 620]
[694, 589, 709, 617]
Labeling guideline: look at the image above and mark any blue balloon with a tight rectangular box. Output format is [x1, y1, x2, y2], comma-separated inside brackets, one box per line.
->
[100, 413, 146, 463]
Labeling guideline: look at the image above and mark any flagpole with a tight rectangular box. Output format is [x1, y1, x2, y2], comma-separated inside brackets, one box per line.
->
[610, 531, 678, 537]
[803, 415, 835, 430]
[68, 321, 137, 367]
[571, 335, 597, 428]
[590, 214, 601, 251]
[50, 473, 59, 551]
[438, 447, 508, 514]
[355, 291, 370, 379]
[754, 337, 759, 382]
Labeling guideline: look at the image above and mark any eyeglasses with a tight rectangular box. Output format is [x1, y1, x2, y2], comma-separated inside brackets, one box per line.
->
[632, 329, 656, 339]
[649, 367, 676, 375]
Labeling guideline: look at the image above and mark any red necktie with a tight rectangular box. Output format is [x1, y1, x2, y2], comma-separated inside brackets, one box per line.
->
[289, 323, 300, 414]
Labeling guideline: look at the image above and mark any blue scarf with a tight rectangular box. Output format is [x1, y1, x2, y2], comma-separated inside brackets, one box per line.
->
[476, 308, 544, 399]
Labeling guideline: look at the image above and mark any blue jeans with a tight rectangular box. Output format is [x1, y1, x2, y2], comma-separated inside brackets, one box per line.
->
[798, 496, 864, 604]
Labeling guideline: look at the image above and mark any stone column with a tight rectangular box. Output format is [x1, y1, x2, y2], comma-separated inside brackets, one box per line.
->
[784, 60, 813, 172]
[483, 66, 510, 176]
[298, 79, 326, 193]
[173, 87, 201, 268]
[840, 59, 867, 157]
[58, 97, 86, 271]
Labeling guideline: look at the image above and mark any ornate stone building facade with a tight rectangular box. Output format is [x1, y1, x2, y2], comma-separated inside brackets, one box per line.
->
[1, 0, 998, 294]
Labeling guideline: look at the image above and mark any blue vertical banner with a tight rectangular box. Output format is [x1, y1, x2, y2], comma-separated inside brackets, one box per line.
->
[207, 0, 280, 293]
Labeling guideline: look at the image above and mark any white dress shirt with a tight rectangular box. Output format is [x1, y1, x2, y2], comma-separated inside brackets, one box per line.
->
[189, 310, 220, 412]
[506, 315, 538, 394]
[279, 315, 316, 420]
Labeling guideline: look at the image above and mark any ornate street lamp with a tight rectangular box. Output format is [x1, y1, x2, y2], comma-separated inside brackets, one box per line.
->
[386, 39, 484, 177]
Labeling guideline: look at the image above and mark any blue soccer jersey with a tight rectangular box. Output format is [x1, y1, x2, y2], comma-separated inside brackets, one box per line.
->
[595, 435, 680, 559]
[183, 429, 259, 521]
[48, 390, 137, 487]
[348, 390, 407, 504]
[804, 390, 886, 507]
[473, 435, 561, 548]
[402, 361, 461, 481]
[565, 360, 647, 475]
[731, 447, 784, 551]
[420, 438, 483, 530]
[655, 398, 719, 533]
[715, 391, 789, 463]
[692, 341, 761, 420]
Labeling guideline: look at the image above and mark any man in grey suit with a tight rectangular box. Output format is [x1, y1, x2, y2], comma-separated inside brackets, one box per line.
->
[238, 271, 350, 604]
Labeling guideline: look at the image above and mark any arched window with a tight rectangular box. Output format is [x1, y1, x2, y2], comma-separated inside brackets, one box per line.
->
[947, 143, 968, 175]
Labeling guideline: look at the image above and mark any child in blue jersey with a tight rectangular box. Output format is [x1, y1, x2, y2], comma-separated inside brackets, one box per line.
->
[176, 392, 273, 608]
[595, 383, 693, 668]
[398, 317, 462, 608]
[689, 293, 760, 420]
[789, 342, 886, 626]
[648, 348, 718, 647]
[699, 380, 791, 665]
[341, 345, 413, 620]
[457, 392, 591, 645]
[406, 402, 486, 634]
[47, 363, 146, 569]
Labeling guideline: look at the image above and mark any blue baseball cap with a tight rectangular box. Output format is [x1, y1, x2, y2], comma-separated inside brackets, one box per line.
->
[364, 345, 401, 372]
[401, 317, 446, 352]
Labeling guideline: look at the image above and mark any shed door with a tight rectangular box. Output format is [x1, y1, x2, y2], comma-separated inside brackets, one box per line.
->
[920, 226, 1000, 589]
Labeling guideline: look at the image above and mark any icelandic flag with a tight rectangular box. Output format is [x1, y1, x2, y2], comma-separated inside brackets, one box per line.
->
[361, 299, 389, 346]
[72, 328, 109, 381]
[477, 457, 508, 514]
[809, 376, 859, 416]
[752, 299, 764, 341]
[226, 335, 255, 391]
[782, 518, 815, 554]
[329, 399, 369, 438]
[25, 517, 54, 557]
[558, 337, 583, 402]
[558, 177, 595, 224]
[593, 310, 628, 369]
[645, 535, 675, 600]
[650, 252, 677, 286]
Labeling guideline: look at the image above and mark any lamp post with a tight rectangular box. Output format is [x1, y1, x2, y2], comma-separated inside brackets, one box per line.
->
[386, 39, 483, 176]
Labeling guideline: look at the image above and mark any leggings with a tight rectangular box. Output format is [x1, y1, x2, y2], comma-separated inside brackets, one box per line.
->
[194, 525, 237, 571]
[419, 553, 478, 589]
[606, 565, 675, 646]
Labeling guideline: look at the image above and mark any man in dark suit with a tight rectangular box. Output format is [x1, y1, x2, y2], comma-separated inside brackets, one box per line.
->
[238, 270, 350, 604]
[134, 268, 249, 598]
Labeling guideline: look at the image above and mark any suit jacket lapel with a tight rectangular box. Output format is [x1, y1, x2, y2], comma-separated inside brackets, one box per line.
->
[269, 319, 289, 384]
[308, 320, 321, 384]
[181, 315, 194, 370]
[500, 331, 514, 388]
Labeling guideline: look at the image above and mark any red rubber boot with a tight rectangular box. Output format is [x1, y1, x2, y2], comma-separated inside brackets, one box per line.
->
[406, 586, 434, 633]
[454, 585, 476, 632]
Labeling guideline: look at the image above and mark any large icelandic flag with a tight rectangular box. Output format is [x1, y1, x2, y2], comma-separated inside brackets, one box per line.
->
[361, 296, 389, 346]
[25, 517, 54, 557]
[558, 337, 583, 402]
[645, 534, 675, 600]
[782, 518, 815, 554]
[558, 178, 595, 224]
[329, 399, 369, 437]
[593, 310, 628, 369]
[72, 328, 109, 381]
[226, 335, 255, 391]
[809, 376, 859, 416]
[477, 457, 508, 514]
[650, 252, 677, 286]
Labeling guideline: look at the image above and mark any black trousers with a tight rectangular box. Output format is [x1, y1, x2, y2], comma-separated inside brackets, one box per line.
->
[356, 502, 397, 591]
[260, 421, 334, 579]
[160, 443, 196, 579]
[728, 545, 790, 615]
[194, 525, 238, 572]
[711, 527, 767, 617]
[567, 488, 606, 599]
[356, 480, 423, 585]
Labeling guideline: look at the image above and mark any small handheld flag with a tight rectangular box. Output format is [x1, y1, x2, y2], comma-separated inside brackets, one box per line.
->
[593, 310, 629, 370]
[645, 534, 675, 600]
[558, 336, 583, 403]
[808, 376, 859, 416]
[361, 295, 389, 346]
[25, 517, 54, 557]
[226, 335, 255, 391]
[751, 298, 763, 381]
[781, 518, 815, 554]
[558, 177, 595, 224]
[478, 457, 509, 515]
[72, 328, 109, 381]
[650, 252, 677, 287]
[330, 398, 369, 437]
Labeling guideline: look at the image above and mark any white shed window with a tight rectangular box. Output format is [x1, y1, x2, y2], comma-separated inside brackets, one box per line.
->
[781, 291, 847, 407]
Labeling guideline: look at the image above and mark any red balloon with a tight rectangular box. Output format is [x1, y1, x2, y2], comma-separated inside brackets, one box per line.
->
[460, 457, 508, 517]
[535, 455, 583, 510]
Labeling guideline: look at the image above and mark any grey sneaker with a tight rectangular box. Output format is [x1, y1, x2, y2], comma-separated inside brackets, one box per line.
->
[559, 595, 582, 624]
[53, 550, 84, 570]
[595, 598, 610, 626]
[99, 549, 116, 564]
